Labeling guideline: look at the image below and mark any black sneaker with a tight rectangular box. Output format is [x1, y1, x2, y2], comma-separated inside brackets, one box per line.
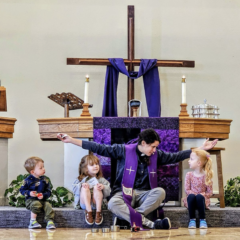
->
[154, 217, 171, 229]
[113, 216, 131, 229]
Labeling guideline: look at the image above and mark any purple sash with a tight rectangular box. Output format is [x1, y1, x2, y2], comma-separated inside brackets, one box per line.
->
[122, 143, 158, 230]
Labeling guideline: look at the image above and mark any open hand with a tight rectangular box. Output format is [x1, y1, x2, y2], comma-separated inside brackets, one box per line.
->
[57, 133, 72, 143]
[200, 138, 218, 151]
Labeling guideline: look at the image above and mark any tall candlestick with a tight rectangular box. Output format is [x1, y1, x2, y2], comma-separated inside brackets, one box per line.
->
[84, 75, 89, 103]
[182, 75, 186, 103]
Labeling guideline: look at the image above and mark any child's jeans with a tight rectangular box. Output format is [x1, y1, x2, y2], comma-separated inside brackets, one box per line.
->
[187, 194, 205, 219]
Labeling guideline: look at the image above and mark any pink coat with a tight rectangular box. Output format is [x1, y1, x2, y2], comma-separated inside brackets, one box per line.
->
[183, 172, 213, 209]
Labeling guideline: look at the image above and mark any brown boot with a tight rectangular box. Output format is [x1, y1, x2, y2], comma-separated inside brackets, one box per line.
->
[95, 211, 103, 225]
[85, 210, 94, 225]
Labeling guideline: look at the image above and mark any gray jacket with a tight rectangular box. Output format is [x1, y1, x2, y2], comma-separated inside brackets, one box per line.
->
[72, 176, 111, 209]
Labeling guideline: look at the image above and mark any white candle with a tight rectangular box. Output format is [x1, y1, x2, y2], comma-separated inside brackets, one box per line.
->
[84, 75, 89, 103]
[182, 75, 186, 103]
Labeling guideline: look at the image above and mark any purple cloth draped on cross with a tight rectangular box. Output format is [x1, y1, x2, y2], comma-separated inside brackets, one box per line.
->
[123, 143, 158, 230]
[102, 58, 161, 117]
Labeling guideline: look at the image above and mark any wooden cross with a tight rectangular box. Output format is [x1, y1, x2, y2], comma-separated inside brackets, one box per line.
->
[67, 6, 195, 116]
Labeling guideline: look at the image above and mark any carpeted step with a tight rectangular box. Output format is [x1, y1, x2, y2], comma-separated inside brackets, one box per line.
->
[1, 206, 240, 228]
[0, 207, 113, 228]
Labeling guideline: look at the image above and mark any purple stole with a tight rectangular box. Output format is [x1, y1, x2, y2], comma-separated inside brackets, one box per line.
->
[122, 143, 158, 230]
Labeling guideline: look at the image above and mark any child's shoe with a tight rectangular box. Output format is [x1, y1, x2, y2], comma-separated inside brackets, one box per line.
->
[199, 219, 208, 229]
[188, 219, 196, 229]
[28, 220, 42, 229]
[95, 211, 103, 225]
[46, 220, 56, 229]
[85, 210, 94, 225]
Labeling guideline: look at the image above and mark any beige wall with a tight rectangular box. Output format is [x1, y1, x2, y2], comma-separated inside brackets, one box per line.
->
[0, 0, 239, 191]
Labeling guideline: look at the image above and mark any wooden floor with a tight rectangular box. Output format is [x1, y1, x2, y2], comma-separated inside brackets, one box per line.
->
[0, 228, 240, 240]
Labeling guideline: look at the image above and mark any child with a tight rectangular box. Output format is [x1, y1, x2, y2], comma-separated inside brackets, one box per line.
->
[20, 156, 56, 229]
[72, 154, 111, 225]
[183, 149, 213, 229]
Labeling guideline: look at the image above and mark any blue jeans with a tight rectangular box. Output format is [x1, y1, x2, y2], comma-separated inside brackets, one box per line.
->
[187, 194, 205, 219]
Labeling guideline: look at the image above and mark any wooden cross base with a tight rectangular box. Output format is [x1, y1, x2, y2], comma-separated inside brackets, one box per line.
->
[80, 103, 91, 117]
[179, 103, 189, 117]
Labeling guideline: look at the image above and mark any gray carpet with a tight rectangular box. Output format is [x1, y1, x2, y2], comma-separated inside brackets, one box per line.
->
[0, 206, 239, 228]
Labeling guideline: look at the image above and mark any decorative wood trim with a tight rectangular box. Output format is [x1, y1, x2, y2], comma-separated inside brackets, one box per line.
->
[37, 117, 93, 140]
[0, 117, 17, 138]
[37, 117, 232, 140]
[0, 87, 7, 111]
[179, 117, 232, 140]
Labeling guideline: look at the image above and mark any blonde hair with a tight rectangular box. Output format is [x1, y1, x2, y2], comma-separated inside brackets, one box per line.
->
[24, 156, 44, 173]
[78, 154, 103, 181]
[192, 149, 213, 186]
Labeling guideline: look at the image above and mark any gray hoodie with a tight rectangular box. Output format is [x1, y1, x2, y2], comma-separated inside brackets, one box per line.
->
[72, 176, 111, 209]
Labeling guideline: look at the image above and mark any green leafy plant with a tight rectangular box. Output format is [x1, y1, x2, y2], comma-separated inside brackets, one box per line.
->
[222, 176, 240, 207]
[4, 174, 74, 207]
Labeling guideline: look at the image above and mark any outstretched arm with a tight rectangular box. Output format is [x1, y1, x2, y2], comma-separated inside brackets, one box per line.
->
[158, 138, 218, 165]
[57, 133, 125, 159]
[57, 133, 83, 147]
[197, 138, 218, 151]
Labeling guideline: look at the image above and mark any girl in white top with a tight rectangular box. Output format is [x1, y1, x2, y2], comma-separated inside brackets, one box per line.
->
[72, 154, 111, 225]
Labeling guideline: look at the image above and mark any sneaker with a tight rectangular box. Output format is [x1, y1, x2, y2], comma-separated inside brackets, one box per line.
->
[188, 219, 196, 229]
[199, 219, 208, 229]
[85, 210, 94, 225]
[46, 220, 56, 229]
[95, 211, 103, 225]
[154, 217, 171, 229]
[113, 216, 131, 229]
[28, 220, 42, 229]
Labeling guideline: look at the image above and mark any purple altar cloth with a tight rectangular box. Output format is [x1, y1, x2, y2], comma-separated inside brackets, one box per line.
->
[93, 117, 179, 201]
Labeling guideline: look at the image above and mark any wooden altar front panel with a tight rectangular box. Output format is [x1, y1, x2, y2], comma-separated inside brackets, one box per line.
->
[37, 117, 232, 141]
